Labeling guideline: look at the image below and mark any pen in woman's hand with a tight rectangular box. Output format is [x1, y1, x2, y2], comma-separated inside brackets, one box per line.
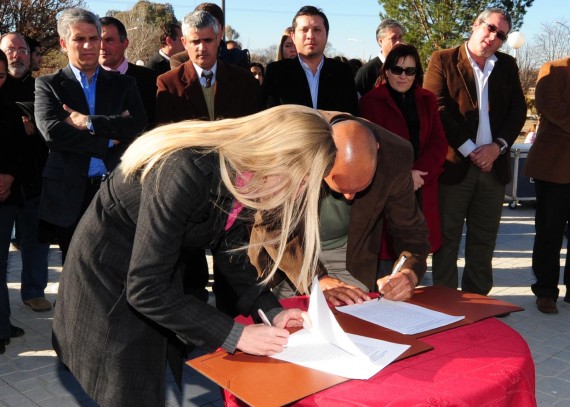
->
[378, 255, 407, 300]
[257, 308, 272, 326]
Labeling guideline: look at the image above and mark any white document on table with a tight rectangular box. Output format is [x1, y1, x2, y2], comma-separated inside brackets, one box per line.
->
[270, 276, 410, 380]
[336, 297, 465, 335]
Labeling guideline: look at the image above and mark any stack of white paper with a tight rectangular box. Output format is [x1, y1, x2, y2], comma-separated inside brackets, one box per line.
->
[336, 298, 465, 335]
[270, 276, 410, 380]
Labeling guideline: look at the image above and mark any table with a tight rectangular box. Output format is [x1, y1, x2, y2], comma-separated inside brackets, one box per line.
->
[292, 318, 536, 407]
[223, 300, 536, 406]
[505, 143, 535, 208]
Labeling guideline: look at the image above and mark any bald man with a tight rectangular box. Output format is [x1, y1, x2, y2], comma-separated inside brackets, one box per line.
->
[251, 111, 430, 305]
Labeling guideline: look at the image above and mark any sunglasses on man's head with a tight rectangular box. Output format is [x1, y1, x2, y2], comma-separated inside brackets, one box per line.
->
[389, 66, 417, 76]
[481, 21, 507, 42]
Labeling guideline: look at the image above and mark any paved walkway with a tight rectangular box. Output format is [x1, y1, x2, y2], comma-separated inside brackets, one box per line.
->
[1, 204, 569, 406]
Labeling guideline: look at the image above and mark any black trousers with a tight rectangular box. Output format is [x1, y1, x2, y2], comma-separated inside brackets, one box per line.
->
[181, 248, 240, 317]
[53, 181, 102, 265]
[531, 179, 570, 300]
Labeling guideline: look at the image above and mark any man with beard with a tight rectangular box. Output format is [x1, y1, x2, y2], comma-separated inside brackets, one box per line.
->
[262, 6, 358, 115]
[0, 32, 50, 312]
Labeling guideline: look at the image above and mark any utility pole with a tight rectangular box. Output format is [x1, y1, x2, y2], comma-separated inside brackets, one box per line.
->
[221, 0, 226, 40]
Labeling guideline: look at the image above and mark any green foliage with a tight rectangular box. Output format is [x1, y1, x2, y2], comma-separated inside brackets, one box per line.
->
[107, 0, 178, 28]
[378, 0, 534, 64]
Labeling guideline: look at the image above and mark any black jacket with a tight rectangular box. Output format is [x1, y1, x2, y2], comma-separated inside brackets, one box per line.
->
[262, 57, 359, 115]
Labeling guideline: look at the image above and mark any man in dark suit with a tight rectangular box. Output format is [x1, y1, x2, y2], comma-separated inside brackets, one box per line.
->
[145, 23, 184, 75]
[523, 56, 570, 314]
[34, 8, 147, 263]
[156, 10, 261, 314]
[99, 16, 158, 127]
[423, 9, 526, 295]
[262, 6, 358, 115]
[354, 19, 404, 97]
[0, 32, 51, 312]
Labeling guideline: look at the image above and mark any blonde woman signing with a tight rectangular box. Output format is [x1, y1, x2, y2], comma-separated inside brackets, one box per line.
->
[360, 44, 448, 275]
[51, 105, 336, 407]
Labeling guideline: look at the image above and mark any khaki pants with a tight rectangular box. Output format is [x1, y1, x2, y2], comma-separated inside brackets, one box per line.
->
[432, 165, 504, 295]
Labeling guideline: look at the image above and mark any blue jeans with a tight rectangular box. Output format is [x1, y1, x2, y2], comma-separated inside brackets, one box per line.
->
[0, 196, 50, 336]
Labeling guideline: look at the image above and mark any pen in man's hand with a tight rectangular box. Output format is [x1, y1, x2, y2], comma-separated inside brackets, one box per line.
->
[257, 308, 272, 326]
[378, 255, 407, 300]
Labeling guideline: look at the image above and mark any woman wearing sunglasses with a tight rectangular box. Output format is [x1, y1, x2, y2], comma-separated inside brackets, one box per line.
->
[359, 43, 448, 274]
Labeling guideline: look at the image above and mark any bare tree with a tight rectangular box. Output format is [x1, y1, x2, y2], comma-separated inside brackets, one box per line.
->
[532, 18, 570, 65]
[501, 19, 570, 115]
[112, 9, 161, 64]
[108, 0, 178, 64]
[510, 42, 539, 107]
[250, 45, 278, 65]
[225, 25, 240, 41]
[0, 0, 85, 52]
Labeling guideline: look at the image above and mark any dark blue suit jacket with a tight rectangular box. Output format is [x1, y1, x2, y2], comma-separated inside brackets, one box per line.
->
[34, 65, 147, 227]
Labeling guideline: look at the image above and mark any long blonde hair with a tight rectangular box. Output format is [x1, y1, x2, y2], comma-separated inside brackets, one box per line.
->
[120, 105, 336, 294]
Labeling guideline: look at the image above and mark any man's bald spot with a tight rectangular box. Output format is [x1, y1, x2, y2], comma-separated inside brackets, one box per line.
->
[326, 120, 378, 195]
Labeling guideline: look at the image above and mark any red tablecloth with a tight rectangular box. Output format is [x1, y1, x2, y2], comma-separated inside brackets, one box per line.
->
[225, 298, 536, 407]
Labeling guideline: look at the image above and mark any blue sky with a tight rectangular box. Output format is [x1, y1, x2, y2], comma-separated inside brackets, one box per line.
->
[85, 0, 569, 59]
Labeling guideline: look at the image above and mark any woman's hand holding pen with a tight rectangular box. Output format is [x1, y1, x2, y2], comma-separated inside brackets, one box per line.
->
[377, 269, 418, 301]
[237, 324, 289, 356]
[236, 309, 312, 356]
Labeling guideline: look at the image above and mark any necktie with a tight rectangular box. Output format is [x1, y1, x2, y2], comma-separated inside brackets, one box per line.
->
[202, 70, 213, 88]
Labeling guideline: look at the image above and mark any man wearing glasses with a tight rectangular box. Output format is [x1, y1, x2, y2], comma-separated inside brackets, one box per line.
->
[0, 33, 34, 99]
[424, 9, 526, 296]
[0, 33, 51, 312]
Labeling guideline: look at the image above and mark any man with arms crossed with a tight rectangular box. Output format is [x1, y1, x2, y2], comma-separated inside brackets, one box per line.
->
[35, 8, 147, 263]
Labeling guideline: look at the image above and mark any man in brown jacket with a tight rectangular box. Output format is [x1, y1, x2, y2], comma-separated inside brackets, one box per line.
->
[155, 9, 261, 315]
[523, 57, 570, 314]
[250, 112, 431, 305]
[424, 9, 526, 295]
[155, 10, 260, 124]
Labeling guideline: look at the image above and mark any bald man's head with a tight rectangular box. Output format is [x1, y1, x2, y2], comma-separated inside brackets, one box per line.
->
[324, 120, 378, 200]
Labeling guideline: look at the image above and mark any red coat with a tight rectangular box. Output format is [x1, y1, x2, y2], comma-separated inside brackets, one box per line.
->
[360, 84, 448, 256]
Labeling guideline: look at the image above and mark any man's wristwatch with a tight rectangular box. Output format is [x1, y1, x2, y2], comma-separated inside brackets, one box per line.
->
[85, 116, 92, 131]
[494, 140, 507, 155]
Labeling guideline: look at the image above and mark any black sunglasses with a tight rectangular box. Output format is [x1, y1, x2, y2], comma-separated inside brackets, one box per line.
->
[482, 21, 507, 42]
[389, 66, 417, 76]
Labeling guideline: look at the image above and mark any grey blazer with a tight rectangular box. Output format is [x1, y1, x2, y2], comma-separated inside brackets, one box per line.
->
[52, 151, 280, 407]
